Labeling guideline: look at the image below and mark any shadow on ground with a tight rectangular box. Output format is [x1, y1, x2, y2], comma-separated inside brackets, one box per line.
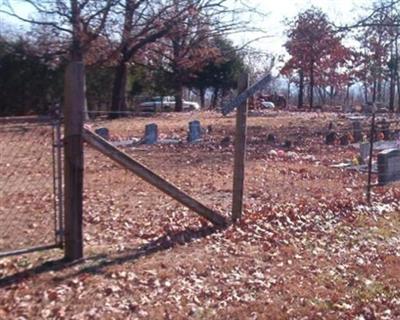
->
[0, 224, 225, 288]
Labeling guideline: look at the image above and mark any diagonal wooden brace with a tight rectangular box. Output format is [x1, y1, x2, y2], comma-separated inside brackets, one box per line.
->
[83, 128, 228, 227]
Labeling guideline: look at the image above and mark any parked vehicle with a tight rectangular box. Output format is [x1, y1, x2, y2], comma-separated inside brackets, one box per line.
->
[260, 101, 275, 109]
[137, 96, 200, 112]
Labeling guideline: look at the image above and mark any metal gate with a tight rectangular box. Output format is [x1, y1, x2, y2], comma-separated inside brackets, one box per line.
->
[0, 114, 64, 258]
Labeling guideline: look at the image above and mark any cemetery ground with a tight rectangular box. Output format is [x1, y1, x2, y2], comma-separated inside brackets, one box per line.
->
[1, 110, 400, 319]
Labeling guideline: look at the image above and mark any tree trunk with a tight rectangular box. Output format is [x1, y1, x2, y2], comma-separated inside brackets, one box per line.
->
[317, 87, 325, 104]
[211, 87, 219, 109]
[309, 62, 314, 108]
[345, 84, 350, 105]
[390, 65, 395, 112]
[395, 35, 400, 113]
[199, 87, 205, 109]
[110, 61, 129, 118]
[329, 86, 334, 106]
[298, 69, 304, 108]
[377, 79, 382, 102]
[70, 0, 89, 121]
[174, 85, 183, 112]
[372, 79, 377, 103]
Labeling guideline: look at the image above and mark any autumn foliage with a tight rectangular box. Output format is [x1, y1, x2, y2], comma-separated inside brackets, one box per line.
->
[281, 8, 352, 108]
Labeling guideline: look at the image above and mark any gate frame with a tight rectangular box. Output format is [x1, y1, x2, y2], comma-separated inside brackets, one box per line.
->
[0, 114, 64, 258]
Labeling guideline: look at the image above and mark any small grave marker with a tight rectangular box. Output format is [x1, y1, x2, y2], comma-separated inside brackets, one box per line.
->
[360, 142, 370, 161]
[95, 127, 110, 140]
[142, 123, 158, 144]
[188, 120, 202, 142]
[340, 134, 349, 146]
[325, 131, 337, 145]
[377, 148, 400, 185]
[267, 133, 276, 144]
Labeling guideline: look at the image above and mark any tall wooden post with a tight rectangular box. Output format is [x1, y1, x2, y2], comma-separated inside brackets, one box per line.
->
[64, 62, 84, 261]
[232, 73, 249, 223]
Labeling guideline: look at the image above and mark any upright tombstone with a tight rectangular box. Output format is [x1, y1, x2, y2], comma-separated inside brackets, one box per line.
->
[353, 121, 363, 142]
[360, 142, 370, 161]
[267, 133, 276, 144]
[377, 149, 400, 185]
[340, 134, 349, 146]
[187, 120, 202, 142]
[143, 123, 158, 144]
[325, 131, 337, 145]
[95, 127, 110, 140]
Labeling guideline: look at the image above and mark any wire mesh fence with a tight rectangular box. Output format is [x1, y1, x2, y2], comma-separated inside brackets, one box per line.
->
[82, 110, 233, 249]
[0, 117, 63, 257]
[79, 109, 400, 252]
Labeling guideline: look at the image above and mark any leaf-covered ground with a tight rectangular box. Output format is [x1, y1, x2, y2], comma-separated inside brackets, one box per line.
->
[1, 111, 399, 319]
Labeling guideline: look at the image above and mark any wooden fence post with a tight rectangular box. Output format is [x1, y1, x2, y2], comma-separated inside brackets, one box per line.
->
[64, 62, 84, 261]
[232, 73, 249, 222]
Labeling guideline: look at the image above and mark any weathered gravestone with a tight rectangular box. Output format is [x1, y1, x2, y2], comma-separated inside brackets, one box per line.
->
[142, 123, 158, 144]
[267, 133, 276, 144]
[95, 127, 110, 140]
[340, 134, 350, 146]
[377, 148, 400, 185]
[353, 121, 363, 142]
[326, 131, 337, 145]
[283, 139, 292, 148]
[360, 142, 371, 161]
[187, 120, 202, 142]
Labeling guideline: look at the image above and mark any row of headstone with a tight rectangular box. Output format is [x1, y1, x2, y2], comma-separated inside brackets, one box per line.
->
[94, 121, 203, 145]
[325, 131, 353, 146]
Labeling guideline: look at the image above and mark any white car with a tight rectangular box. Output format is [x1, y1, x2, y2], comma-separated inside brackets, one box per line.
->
[138, 96, 200, 112]
[260, 101, 275, 109]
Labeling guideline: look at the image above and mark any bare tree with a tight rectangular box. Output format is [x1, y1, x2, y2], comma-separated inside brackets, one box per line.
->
[109, 0, 193, 116]
[1, 0, 118, 60]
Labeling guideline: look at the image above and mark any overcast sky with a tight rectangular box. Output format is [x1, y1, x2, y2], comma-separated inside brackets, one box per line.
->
[1, 0, 372, 55]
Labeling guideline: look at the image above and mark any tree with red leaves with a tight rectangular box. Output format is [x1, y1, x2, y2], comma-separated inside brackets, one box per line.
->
[282, 8, 351, 108]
